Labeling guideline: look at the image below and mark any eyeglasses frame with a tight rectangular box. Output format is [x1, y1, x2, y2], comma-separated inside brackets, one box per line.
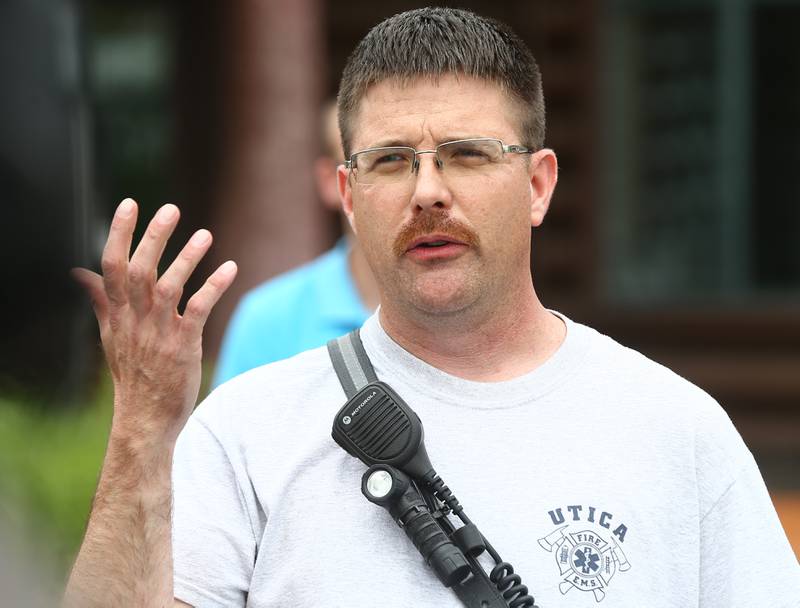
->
[344, 137, 534, 179]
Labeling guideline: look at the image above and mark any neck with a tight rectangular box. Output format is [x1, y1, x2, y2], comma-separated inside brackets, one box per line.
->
[378, 282, 566, 382]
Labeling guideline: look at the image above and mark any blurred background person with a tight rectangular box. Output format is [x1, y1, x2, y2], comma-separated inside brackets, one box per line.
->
[213, 100, 379, 385]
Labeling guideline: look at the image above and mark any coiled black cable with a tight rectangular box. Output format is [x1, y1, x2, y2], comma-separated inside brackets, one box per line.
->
[422, 471, 538, 608]
[490, 562, 537, 608]
[423, 471, 463, 516]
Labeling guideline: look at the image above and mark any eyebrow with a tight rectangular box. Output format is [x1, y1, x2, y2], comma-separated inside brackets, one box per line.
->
[364, 139, 414, 149]
[364, 135, 487, 150]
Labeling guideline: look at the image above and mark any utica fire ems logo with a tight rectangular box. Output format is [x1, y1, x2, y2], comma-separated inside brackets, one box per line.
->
[538, 506, 631, 602]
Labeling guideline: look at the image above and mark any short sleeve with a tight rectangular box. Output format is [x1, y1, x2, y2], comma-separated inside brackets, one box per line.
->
[699, 452, 800, 607]
[172, 416, 257, 607]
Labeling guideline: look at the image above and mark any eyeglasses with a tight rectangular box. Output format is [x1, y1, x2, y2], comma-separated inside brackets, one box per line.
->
[345, 137, 533, 185]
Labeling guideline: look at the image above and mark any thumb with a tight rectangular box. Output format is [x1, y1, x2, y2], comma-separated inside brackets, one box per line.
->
[71, 267, 110, 325]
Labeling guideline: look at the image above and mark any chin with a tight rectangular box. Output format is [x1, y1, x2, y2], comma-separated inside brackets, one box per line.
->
[408, 277, 477, 316]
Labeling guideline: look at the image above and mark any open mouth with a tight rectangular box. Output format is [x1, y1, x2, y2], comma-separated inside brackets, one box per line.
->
[407, 235, 464, 251]
[404, 235, 468, 260]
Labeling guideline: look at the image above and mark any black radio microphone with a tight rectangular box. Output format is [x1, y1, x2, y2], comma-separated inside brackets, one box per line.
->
[331, 381, 463, 516]
[332, 381, 434, 479]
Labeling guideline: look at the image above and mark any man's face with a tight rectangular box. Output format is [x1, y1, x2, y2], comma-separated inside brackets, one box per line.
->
[338, 75, 556, 318]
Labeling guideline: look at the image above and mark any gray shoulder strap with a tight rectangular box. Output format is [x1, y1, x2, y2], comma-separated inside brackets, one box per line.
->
[327, 330, 378, 399]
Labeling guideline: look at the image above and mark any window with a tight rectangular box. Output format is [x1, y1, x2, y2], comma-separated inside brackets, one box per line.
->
[603, 0, 800, 304]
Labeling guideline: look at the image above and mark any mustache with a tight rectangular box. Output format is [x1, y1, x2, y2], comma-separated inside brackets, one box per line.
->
[392, 212, 480, 257]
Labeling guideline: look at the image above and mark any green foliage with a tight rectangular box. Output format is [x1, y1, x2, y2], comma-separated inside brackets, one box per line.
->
[0, 379, 113, 574]
[0, 362, 216, 579]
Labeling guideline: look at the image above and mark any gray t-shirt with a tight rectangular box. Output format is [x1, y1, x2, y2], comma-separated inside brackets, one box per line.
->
[172, 312, 799, 607]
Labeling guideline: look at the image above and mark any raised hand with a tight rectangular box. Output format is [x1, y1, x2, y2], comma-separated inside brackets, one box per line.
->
[72, 198, 237, 448]
[65, 198, 235, 606]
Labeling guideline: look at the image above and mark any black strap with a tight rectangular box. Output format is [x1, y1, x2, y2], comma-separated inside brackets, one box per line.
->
[326, 330, 378, 399]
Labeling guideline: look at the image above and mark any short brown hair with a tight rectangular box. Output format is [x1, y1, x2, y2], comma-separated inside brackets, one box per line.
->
[337, 7, 545, 157]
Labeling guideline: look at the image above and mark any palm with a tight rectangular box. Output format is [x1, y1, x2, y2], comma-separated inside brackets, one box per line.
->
[72, 199, 237, 444]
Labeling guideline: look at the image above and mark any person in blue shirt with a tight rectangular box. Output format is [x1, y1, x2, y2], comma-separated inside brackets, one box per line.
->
[213, 102, 379, 385]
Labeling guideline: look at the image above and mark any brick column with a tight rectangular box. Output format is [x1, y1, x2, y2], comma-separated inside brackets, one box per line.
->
[199, 0, 328, 358]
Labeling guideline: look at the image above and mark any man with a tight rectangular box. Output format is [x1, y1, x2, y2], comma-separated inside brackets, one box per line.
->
[213, 101, 378, 385]
[66, 8, 799, 607]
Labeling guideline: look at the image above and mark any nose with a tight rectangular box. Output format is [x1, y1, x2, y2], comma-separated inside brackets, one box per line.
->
[409, 152, 453, 213]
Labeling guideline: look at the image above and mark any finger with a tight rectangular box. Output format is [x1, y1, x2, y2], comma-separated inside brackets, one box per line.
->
[153, 229, 213, 326]
[101, 198, 138, 307]
[128, 204, 180, 315]
[179, 261, 238, 346]
[71, 267, 110, 326]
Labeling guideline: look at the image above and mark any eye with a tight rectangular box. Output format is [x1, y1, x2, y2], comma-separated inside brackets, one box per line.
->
[374, 152, 408, 165]
[440, 140, 504, 167]
[447, 145, 492, 165]
[364, 149, 412, 174]
[454, 146, 489, 158]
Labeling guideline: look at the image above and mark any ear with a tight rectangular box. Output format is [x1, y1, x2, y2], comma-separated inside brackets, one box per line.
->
[314, 156, 343, 212]
[337, 164, 357, 233]
[528, 149, 558, 228]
